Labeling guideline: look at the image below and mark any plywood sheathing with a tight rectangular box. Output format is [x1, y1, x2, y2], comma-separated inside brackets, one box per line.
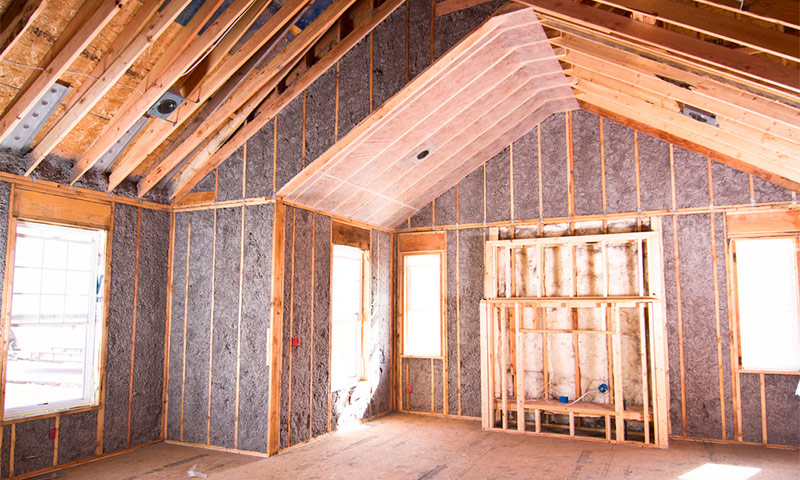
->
[57, 410, 98, 465]
[217, 147, 244, 203]
[104, 204, 137, 454]
[209, 207, 241, 449]
[237, 203, 273, 453]
[130, 208, 169, 447]
[182, 209, 214, 446]
[166, 213, 188, 442]
[245, 119, 275, 199]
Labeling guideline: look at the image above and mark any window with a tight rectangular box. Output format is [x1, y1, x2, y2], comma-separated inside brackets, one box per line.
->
[4, 221, 106, 419]
[331, 244, 368, 389]
[402, 253, 444, 357]
[732, 236, 800, 371]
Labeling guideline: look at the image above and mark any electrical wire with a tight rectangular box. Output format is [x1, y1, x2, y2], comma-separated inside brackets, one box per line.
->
[0, 58, 145, 95]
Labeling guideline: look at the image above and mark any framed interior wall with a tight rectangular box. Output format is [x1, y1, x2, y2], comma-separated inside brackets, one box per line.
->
[480, 218, 669, 447]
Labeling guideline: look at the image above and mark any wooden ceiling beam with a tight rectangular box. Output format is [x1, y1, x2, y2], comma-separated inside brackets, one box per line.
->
[98, 0, 313, 192]
[555, 34, 800, 141]
[178, 0, 276, 96]
[570, 67, 799, 160]
[579, 99, 800, 193]
[0, 0, 128, 143]
[590, 0, 799, 62]
[167, 0, 406, 202]
[149, 0, 358, 199]
[575, 83, 800, 187]
[0, 0, 46, 61]
[27, 0, 196, 176]
[517, 0, 799, 96]
[64, 0, 259, 184]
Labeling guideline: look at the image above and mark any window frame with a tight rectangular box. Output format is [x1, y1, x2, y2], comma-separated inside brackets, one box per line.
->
[398, 232, 447, 360]
[729, 233, 800, 374]
[330, 243, 370, 391]
[1, 188, 112, 421]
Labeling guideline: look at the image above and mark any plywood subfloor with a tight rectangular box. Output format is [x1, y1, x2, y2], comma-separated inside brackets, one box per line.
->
[47, 413, 799, 479]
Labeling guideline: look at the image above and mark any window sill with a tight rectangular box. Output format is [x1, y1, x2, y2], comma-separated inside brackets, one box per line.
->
[2, 403, 100, 424]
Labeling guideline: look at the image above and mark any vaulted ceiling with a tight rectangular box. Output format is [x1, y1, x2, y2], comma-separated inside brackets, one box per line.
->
[0, 0, 798, 217]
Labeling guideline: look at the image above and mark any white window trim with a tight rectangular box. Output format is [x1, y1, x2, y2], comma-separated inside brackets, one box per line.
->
[330, 244, 370, 391]
[731, 234, 800, 373]
[401, 251, 445, 359]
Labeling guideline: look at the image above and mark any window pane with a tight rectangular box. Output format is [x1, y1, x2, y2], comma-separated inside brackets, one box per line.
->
[43, 240, 68, 270]
[14, 237, 42, 268]
[331, 245, 364, 388]
[41, 269, 66, 294]
[12, 267, 40, 294]
[736, 238, 800, 371]
[11, 294, 39, 321]
[4, 324, 87, 410]
[67, 243, 93, 271]
[5, 221, 105, 419]
[404, 254, 442, 357]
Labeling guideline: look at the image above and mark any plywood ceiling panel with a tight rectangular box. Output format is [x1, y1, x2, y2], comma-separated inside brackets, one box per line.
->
[278, 5, 578, 229]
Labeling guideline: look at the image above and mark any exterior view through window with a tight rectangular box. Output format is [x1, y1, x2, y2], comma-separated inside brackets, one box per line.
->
[331, 244, 366, 389]
[403, 253, 442, 357]
[734, 237, 800, 371]
[4, 221, 106, 419]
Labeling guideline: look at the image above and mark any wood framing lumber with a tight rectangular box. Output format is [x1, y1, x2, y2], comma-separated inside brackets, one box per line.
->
[179, 0, 276, 96]
[554, 35, 800, 144]
[141, 0, 358, 198]
[0, 0, 127, 143]
[0, 0, 46, 61]
[65, 0, 260, 184]
[517, 0, 800, 96]
[167, 0, 405, 202]
[267, 200, 286, 455]
[101, 0, 313, 192]
[590, 0, 799, 62]
[576, 95, 800, 192]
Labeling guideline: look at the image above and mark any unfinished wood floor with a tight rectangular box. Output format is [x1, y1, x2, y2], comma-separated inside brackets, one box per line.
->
[47, 414, 798, 479]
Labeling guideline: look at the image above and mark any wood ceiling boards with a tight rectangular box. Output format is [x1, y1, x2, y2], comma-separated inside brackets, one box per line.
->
[278, 5, 578, 229]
